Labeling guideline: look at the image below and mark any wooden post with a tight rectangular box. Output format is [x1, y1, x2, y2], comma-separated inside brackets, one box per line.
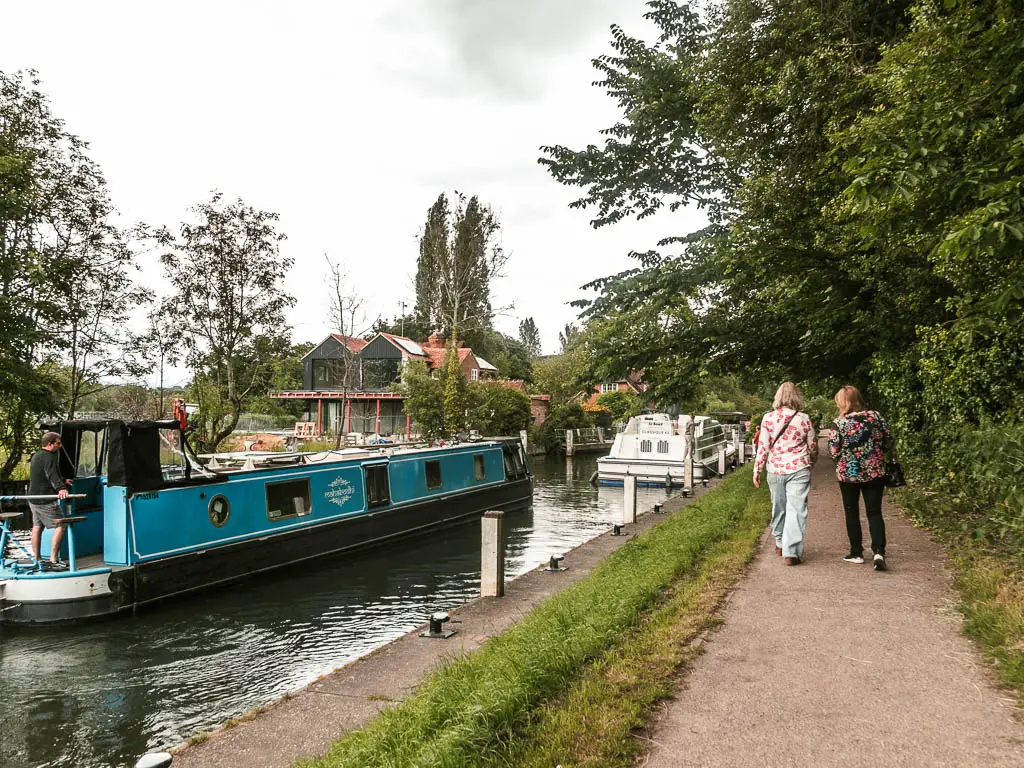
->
[481, 511, 504, 598]
[406, 414, 412, 439]
[685, 450, 694, 489]
[565, 429, 575, 457]
[623, 473, 637, 525]
[376, 398, 381, 434]
[718, 446, 727, 476]
[316, 399, 322, 436]
[344, 399, 351, 434]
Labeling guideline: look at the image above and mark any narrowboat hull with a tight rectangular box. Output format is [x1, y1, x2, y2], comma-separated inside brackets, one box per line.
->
[1, 477, 531, 625]
[0, 420, 534, 625]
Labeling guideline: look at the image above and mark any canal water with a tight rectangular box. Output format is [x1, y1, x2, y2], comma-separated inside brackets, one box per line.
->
[0, 454, 674, 768]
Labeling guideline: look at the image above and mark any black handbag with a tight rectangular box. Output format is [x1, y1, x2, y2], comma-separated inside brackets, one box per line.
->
[884, 460, 906, 488]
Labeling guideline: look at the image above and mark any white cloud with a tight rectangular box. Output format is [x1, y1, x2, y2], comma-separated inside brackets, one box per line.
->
[1, 0, 706, 379]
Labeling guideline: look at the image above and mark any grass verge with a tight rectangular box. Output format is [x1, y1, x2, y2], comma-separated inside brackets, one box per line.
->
[896, 487, 1024, 705]
[298, 471, 769, 768]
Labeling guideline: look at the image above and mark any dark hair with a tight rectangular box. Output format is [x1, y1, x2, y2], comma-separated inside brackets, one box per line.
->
[41, 431, 61, 447]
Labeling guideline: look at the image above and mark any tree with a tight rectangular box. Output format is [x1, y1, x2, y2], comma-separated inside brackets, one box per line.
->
[138, 307, 180, 419]
[395, 360, 445, 440]
[442, 342, 467, 436]
[466, 382, 531, 436]
[159, 193, 294, 452]
[325, 255, 374, 446]
[479, 330, 534, 383]
[517, 317, 541, 357]
[595, 390, 644, 423]
[0, 70, 144, 474]
[413, 192, 509, 351]
[557, 323, 580, 354]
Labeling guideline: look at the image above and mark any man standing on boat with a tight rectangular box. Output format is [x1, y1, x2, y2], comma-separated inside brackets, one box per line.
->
[29, 432, 72, 566]
[683, 414, 696, 461]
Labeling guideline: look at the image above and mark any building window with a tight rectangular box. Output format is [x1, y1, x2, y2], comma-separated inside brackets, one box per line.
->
[365, 465, 390, 507]
[471, 368, 479, 381]
[425, 459, 443, 490]
[474, 454, 486, 481]
[600, 382, 618, 394]
[266, 479, 311, 520]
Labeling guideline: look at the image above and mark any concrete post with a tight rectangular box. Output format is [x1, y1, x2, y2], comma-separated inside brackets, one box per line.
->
[565, 429, 575, 457]
[718, 446, 727, 476]
[623, 474, 637, 525]
[684, 450, 694, 489]
[597, 426, 605, 444]
[481, 510, 504, 598]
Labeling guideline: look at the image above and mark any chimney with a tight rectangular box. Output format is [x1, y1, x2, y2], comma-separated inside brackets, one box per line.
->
[426, 332, 445, 348]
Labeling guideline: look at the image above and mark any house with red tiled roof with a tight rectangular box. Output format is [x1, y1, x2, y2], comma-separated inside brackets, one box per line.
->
[272, 331, 499, 436]
[581, 370, 650, 407]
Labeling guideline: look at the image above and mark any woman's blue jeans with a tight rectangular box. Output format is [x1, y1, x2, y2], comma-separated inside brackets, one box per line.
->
[767, 468, 811, 559]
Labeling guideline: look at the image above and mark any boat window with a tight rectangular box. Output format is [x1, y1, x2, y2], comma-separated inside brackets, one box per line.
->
[76, 429, 105, 476]
[366, 464, 390, 507]
[159, 429, 189, 482]
[474, 454, 486, 481]
[266, 478, 312, 520]
[503, 449, 515, 478]
[511, 449, 525, 478]
[425, 460, 443, 490]
[640, 439, 652, 453]
[658, 440, 669, 454]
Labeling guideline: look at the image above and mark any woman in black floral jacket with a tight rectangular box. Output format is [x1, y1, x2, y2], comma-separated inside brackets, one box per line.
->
[828, 385, 894, 571]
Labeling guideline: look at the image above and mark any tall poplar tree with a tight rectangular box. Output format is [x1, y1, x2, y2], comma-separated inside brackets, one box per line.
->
[413, 192, 507, 350]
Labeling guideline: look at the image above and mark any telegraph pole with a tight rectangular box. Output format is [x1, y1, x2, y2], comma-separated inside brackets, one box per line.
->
[400, 301, 406, 336]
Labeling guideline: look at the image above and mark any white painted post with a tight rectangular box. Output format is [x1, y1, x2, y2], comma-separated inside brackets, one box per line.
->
[718, 446, 727, 476]
[481, 511, 504, 598]
[684, 450, 694, 489]
[597, 426, 605, 444]
[565, 429, 575, 457]
[734, 429, 745, 465]
[623, 474, 637, 525]
[519, 429, 528, 453]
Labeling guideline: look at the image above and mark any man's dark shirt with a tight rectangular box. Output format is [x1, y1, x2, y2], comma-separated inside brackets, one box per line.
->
[29, 449, 65, 495]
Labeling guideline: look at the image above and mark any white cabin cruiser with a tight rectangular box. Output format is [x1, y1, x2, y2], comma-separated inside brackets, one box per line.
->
[596, 413, 736, 487]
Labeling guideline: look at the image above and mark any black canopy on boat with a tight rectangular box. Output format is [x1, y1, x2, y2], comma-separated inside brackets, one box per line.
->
[41, 419, 207, 494]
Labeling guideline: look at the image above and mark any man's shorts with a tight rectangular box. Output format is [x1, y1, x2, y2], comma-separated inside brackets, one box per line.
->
[29, 501, 63, 529]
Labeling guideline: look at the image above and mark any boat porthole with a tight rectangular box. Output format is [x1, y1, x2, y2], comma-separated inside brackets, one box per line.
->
[208, 495, 230, 528]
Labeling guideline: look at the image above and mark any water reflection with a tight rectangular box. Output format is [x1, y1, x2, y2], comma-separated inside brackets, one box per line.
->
[0, 454, 673, 768]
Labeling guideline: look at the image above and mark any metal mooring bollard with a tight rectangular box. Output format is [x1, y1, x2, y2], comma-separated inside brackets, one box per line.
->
[682, 487, 690, 497]
[654, 502, 663, 514]
[421, 611, 456, 639]
[546, 554, 567, 572]
[612, 524, 623, 536]
[136, 754, 173, 768]
[702, 477, 709, 488]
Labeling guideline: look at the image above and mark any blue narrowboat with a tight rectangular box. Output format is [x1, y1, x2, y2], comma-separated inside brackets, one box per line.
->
[0, 419, 532, 625]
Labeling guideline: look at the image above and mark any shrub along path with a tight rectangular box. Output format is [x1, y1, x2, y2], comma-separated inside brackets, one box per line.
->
[642, 451, 1024, 767]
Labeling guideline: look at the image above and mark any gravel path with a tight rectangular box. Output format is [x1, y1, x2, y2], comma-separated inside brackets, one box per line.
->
[643, 449, 1024, 767]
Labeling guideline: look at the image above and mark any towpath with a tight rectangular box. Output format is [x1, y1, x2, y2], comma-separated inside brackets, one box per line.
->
[170, 484, 712, 768]
[643, 446, 1024, 767]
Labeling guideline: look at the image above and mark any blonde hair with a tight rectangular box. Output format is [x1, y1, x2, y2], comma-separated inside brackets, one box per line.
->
[772, 381, 804, 411]
[834, 385, 866, 417]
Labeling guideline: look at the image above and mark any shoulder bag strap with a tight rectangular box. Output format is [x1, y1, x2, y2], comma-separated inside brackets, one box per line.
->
[767, 412, 798, 454]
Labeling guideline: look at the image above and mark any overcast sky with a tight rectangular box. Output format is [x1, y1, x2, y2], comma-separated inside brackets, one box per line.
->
[2, 1, 705, 379]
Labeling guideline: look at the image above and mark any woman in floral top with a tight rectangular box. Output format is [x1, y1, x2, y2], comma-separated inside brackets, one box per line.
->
[828, 385, 894, 571]
[753, 382, 817, 565]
